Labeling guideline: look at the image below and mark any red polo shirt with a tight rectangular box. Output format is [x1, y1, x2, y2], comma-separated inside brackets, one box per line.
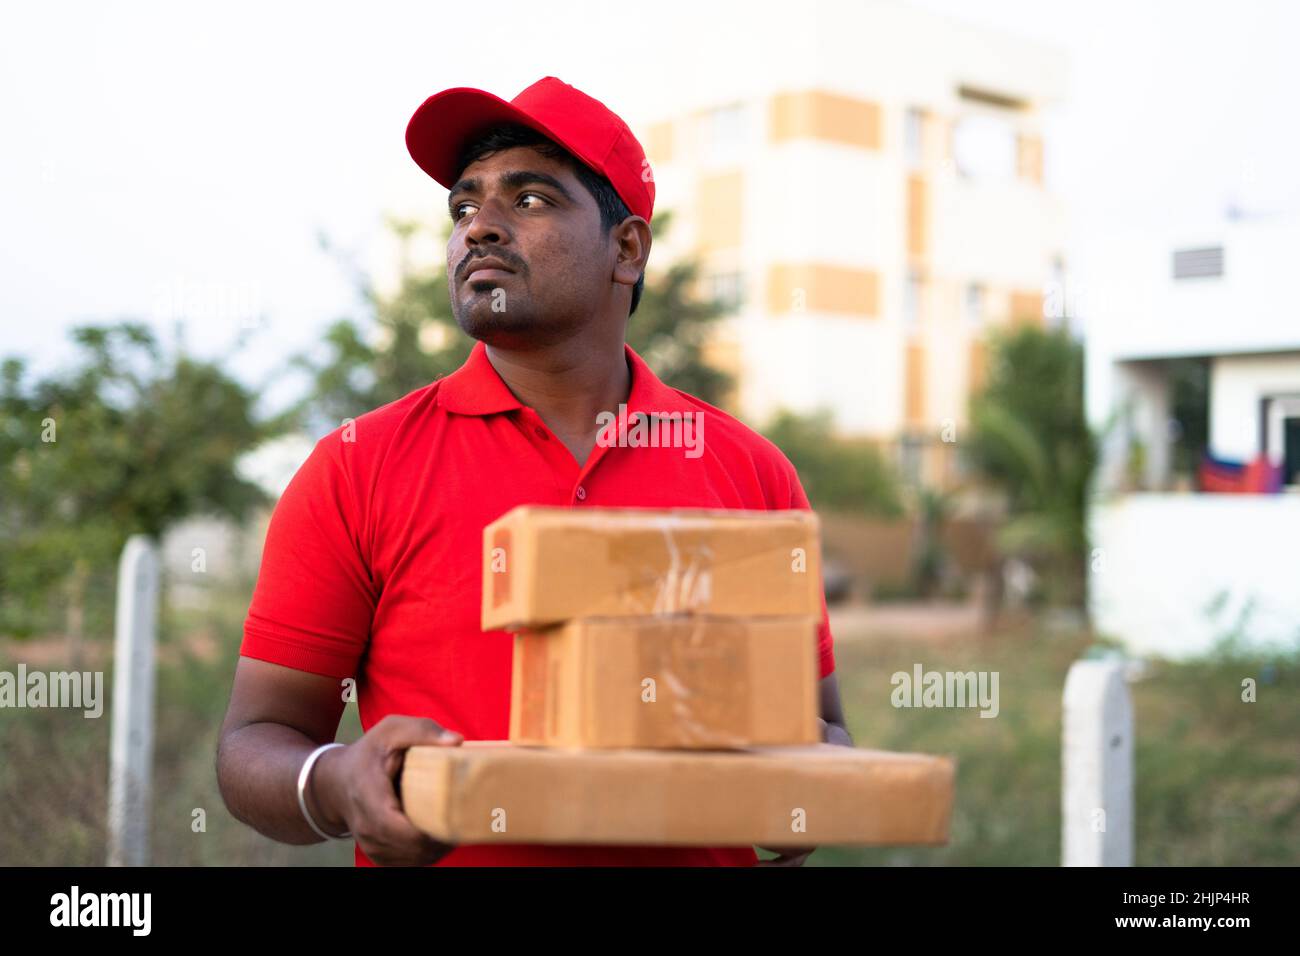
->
[241, 339, 836, 867]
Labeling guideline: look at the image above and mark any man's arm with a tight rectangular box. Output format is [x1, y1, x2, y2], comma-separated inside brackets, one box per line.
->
[218, 426, 469, 865]
[216, 657, 351, 844]
[216, 656, 463, 865]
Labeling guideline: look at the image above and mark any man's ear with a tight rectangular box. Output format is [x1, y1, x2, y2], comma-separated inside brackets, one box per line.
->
[612, 217, 652, 288]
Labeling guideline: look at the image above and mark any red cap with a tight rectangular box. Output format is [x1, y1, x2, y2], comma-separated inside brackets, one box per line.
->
[406, 76, 655, 223]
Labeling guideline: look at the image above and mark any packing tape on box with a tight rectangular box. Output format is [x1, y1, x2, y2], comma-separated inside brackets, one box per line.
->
[513, 617, 754, 748]
[640, 616, 751, 748]
[652, 516, 714, 615]
[602, 515, 717, 617]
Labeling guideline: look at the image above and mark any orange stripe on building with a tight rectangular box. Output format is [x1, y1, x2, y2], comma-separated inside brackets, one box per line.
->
[765, 263, 880, 316]
[1010, 289, 1044, 325]
[907, 173, 928, 262]
[768, 90, 882, 149]
[905, 341, 926, 426]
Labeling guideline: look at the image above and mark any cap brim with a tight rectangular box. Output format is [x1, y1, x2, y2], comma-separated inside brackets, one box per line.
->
[406, 87, 568, 189]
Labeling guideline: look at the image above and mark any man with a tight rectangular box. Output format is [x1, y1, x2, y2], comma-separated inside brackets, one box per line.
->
[216, 76, 852, 867]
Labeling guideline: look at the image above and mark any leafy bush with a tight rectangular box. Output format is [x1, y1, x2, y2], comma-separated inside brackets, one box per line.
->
[763, 408, 904, 517]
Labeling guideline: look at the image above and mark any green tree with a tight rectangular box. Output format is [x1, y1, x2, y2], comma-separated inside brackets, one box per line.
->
[761, 408, 904, 516]
[910, 486, 953, 598]
[0, 324, 278, 642]
[965, 324, 1096, 610]
[624, 212, 733, 407]
[296, 212, 734, 427]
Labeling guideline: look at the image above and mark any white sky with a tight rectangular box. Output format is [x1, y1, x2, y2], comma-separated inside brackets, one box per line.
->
[2, 0, 1297, 412]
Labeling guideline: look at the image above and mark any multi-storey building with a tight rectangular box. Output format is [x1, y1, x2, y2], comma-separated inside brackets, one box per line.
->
[639, 1, 1067, 488]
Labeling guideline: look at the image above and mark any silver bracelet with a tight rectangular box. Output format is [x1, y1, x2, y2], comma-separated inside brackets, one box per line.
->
[297, 742, 352, 840]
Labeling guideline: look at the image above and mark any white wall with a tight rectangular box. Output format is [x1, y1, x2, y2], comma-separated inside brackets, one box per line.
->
[1090, 494, 1300, 658]
[933, 176, 1063, 288]
[1210, 352, 1300, 462]
[1082, 220, 1300, 369]
[737, 313, 903, 436]
[754, 143, 897, 269]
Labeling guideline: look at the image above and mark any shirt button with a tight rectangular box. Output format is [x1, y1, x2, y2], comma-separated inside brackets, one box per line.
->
[575, 485, 587, 501]
[533, 425, 549, 441]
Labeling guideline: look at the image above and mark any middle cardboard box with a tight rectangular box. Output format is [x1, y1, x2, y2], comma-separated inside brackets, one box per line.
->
[509, 615, 821, 749]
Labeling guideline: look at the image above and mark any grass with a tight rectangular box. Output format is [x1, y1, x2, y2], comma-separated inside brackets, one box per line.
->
[0, 579, 363, 867]
[2, 586, 1296, 866]
[810, 623, 1300, 866]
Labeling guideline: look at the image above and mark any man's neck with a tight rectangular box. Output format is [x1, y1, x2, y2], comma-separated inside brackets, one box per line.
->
[483, 337, 631, 468]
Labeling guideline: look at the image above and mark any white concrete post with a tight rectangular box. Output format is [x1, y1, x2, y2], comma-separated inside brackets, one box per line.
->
[108, 535, 159, 867]
[1062, 659, 1134, 866]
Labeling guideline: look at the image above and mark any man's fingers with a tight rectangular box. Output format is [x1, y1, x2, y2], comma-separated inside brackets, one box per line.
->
[756, 851, 813, 867]
[354, 773, 450, 865]
[363, 806, 448, 865]
[334, 715, 465, 865]
[755, 844, 816, 867]
[376, 715, 464, 750]
[372, 716, 462, 781]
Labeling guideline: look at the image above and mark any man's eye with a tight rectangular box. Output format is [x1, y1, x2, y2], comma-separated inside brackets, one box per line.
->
[452, 202, 477, 221]
[518, 193, 549, 209]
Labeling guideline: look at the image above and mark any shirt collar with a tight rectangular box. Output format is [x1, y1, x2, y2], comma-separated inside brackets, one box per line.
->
[438, 339, 696, 418]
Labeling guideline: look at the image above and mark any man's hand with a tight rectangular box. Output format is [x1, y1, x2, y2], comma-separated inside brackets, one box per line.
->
[312, 714, 464, 866]
[754, 717, 845, 866]
[755, 846, 816, 866]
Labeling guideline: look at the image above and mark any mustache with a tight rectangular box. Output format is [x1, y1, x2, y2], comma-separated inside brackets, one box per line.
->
[456, 247, 528, 280]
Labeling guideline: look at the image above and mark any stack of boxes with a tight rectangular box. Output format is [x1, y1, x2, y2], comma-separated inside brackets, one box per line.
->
[399, 505, 955, 849]
[492, 506, 825, 750]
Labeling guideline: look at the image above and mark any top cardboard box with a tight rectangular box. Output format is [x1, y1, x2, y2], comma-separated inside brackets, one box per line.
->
[482, 505, 823, 631]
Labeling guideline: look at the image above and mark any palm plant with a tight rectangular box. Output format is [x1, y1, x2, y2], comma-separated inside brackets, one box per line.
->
[965, 325, 1096, 612]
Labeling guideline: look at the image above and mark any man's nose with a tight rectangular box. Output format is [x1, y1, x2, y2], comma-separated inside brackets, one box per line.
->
[465, 197, 512, 247]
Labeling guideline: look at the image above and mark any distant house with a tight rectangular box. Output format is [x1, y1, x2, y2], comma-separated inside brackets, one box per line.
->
[1085, 217, 1300, 657]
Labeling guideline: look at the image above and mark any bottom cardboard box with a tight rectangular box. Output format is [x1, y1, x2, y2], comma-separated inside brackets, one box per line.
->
[400, 740, 954, 847]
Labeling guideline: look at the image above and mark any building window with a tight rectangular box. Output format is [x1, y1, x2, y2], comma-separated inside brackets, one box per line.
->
[903, 271, 922, 337]
[1173, 246, 1224, 279]
[898, 434, 925, 487]
[708, 271, 745, 313]
[1264, 395, 1300, 485]
[963, 283, 984, 327]
[904, 107, 924, 170]
[1285, 417, 1300, 487]
[952, 441, 972, 482]
[952, 114, 1016, 181]
[704, 103, 748, 163]
[1046, 256, 1067, 327]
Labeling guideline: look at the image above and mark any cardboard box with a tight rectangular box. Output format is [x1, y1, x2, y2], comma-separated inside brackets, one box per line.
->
[401, 741, 955, 847]
[482, 506, 822, 631]
[510, 616, 820, 749]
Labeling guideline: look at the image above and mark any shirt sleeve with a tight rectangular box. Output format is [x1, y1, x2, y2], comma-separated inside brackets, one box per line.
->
[239, 434, 376, 680]
[784, 464, 837, 680]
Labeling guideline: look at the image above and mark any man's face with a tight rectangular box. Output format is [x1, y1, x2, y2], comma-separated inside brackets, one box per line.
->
[446, 145, 612, 347]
